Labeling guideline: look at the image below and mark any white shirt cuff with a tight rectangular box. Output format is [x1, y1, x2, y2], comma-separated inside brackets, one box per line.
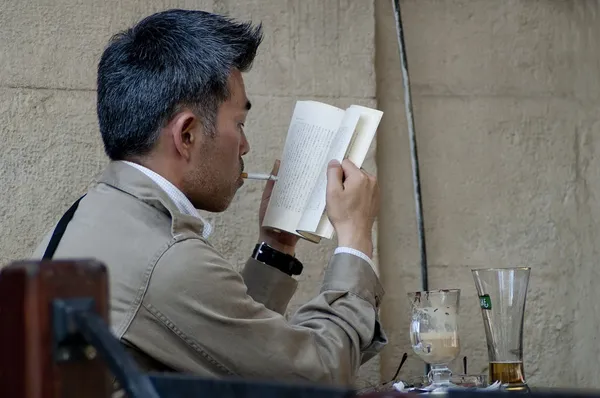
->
[334, 247, 379, 277]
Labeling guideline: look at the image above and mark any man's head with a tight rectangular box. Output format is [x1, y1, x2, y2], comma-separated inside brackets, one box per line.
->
[97, 9, 262, 212]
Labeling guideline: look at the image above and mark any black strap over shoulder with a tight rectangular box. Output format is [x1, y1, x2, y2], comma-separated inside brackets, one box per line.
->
[42, 195, 86, 260]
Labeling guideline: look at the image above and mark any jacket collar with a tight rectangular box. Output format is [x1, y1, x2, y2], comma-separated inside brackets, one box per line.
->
[97, 161, 209, 239]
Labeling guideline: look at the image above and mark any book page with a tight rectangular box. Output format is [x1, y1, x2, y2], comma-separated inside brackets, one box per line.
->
[295, 108, 362, 238]
[262, 101, 346, 235]
[344, 105, 384, 165]
[298, 105, 384, 240]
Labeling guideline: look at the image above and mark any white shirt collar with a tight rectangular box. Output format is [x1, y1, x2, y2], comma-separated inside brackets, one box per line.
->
[121, 161, 212, 239]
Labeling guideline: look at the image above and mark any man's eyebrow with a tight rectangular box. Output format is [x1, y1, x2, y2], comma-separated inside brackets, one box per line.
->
[245, 100, 252, 111]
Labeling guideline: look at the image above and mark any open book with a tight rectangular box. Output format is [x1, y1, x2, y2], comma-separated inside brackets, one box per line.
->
[262, 100, 383, 243]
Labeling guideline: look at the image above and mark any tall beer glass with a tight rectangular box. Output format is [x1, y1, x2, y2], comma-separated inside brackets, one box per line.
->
[472, 267, 530, 392]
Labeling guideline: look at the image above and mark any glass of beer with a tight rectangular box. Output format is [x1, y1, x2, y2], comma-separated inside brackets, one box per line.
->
[472, 267, 530, 392]
[407, 289, 461, 390]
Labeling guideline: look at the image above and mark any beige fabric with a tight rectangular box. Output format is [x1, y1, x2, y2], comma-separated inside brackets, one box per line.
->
[32, 161, 387, 386]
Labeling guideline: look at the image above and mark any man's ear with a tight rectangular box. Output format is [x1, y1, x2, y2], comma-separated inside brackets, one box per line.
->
[168, 110, 200, 161]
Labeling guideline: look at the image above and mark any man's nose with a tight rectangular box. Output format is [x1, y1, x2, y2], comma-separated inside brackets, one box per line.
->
[240, 132, 250, 156]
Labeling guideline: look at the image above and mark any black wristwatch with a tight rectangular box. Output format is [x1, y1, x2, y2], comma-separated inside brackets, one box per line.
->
[252, 242, 303, 276]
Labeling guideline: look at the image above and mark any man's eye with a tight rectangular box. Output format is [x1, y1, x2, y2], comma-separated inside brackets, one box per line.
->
[238, 123, 245, 131]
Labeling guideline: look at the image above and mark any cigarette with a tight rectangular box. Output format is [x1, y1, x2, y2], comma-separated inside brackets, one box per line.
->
[241, 172, 279, 181]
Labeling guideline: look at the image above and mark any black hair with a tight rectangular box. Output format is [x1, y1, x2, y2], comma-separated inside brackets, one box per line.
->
[96, 9, 263, 160]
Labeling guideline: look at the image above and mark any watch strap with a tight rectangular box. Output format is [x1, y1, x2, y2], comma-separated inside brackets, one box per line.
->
[252, 242, 303, 276]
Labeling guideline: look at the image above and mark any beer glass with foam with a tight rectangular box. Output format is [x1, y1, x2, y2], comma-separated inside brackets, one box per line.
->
[408, 289, 461, 390]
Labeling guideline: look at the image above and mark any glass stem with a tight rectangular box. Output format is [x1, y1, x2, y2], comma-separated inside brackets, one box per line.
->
[428, 364, 452, 386]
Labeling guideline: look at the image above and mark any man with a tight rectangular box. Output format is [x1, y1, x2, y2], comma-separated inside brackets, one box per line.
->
[33, 9, 387, 386]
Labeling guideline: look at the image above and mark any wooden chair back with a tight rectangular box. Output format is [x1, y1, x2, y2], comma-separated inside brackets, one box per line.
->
[0, 259, 111, 398]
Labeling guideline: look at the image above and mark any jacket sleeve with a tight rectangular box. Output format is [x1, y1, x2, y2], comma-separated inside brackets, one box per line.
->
[124, 238, 387, 386]
[240, 257, 298, 315]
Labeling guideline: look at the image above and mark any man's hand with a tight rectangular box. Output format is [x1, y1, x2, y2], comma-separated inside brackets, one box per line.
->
[326, 159, 379, 258]
[258, 159, 300, 256]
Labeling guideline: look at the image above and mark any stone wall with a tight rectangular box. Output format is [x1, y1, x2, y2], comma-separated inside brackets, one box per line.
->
[376, 0, 600, 387]
[2, 0, 600, 389]
[0, 0, 380, 388]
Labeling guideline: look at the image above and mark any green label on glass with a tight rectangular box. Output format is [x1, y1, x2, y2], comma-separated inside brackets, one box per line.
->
[479, 294, 492, 310]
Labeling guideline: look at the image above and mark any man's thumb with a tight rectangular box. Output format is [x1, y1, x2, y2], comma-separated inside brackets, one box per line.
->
[271, 159, 281, 176]
[326, 159, 343, 194]
[261, 159, 280, 203]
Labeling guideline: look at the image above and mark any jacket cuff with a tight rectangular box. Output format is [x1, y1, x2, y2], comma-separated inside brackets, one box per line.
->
[360, 309, 388, 364]
[321, 253, 385, 308]
[334, 246, 378, 276]
[241, 258, 298, 315]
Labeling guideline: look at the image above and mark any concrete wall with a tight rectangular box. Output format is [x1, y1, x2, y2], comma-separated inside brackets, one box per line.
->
[0, 0, 380, 388]
[2, 0, 600, 389]
[376, 0, 600, 388]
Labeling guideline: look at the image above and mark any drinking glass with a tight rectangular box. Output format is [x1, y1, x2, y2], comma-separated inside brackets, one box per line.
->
[407, 289, 461, 390]
[472, 267, 530, 392]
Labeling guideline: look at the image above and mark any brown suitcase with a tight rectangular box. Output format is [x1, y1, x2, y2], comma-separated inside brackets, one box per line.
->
[0, 259, 111, 398]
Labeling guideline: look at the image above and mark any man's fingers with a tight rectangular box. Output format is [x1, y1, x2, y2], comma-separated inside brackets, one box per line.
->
[360, 167, 375, 180]
[326, 159, 344, 194]
[271, 159, 281, 176]
[261, 159, 280, 203]
[341, 158, 361, 175]
[266, 159, 279, 189]
[342, 158, 369, 182]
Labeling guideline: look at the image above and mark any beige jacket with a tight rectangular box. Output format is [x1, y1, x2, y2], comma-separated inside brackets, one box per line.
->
[33, 161, 387, 386]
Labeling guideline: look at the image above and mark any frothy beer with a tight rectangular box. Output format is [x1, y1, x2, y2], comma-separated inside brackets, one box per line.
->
[410, 331, 460, 364]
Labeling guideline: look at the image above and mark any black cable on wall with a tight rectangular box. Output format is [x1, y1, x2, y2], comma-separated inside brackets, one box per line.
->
[391, 0, 431, 377]
[391, 0, 429, 293]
